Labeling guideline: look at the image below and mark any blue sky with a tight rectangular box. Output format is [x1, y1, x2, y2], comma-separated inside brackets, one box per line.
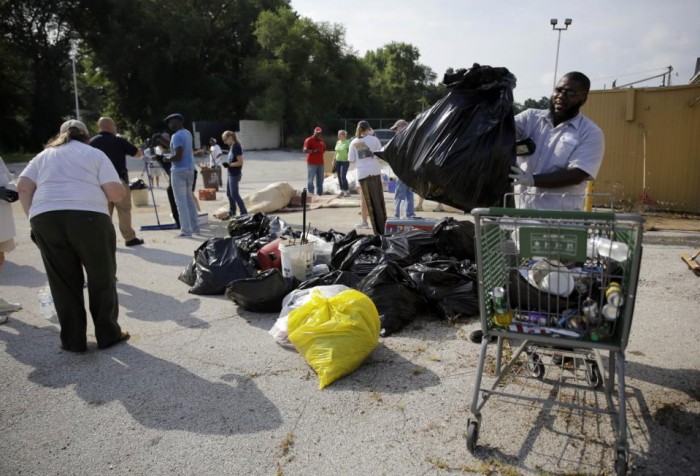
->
[290, 0, 699, 102]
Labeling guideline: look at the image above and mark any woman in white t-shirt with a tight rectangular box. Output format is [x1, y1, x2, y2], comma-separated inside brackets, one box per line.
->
[17, 120, 130, 352]
[209, 138, 224, 187]
[348, 120, 386, 234]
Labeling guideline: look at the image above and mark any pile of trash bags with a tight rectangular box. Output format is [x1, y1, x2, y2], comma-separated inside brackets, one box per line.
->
[178, 213, 480, 338]
[378, 63, 517, 212]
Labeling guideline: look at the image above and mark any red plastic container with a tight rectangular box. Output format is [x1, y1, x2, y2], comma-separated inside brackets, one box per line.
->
[257, 238, 284, 270]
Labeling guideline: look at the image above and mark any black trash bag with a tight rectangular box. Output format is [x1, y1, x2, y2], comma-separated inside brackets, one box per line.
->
[178, 241, 208, 286]
[377, 64, 516, 211]
[382, 229, 439, 267]
[129, 178, 147, 190]
[330, 231, 385, 276]
[358, 262, 428, 336]
[225, 269, 297, 313]
[311, 228, 346, 244]
[432, 218, 476, 261]
[189, 237, 255, 295]
[406, 260, 479, 319]
[228, 212, 270, 238]
[298, 270, 362, 290]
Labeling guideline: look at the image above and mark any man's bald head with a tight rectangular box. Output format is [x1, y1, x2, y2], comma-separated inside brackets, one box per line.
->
[98, 117, 117, 134]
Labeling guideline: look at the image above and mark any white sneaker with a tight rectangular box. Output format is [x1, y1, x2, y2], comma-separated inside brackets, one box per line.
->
[0, 298, 21, 314]
[355, 222, 370, 229]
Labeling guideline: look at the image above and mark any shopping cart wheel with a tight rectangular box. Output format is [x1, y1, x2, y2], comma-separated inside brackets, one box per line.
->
[526, 353, 545, 379]
[466, 419, 479, 453]
[615, 451, 628, 475]
[585, 361, 602, 389]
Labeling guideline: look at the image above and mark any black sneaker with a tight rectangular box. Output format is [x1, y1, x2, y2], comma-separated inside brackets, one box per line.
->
[125, 238, 144, 247]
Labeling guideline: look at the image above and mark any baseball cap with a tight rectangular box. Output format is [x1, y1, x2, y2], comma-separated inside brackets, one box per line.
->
[164, 113, 184, 123]
[59, 119, 89, 136]
[390, 119, 409, 131]
[313, 126, 323, 134]
[357, 120, 371, 130]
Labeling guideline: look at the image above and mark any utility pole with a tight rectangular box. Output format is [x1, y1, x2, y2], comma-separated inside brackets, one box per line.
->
[551, 18, 572, 89]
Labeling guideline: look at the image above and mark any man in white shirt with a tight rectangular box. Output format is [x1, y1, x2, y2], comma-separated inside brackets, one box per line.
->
[509, 72, 604, 210]
[209, 138, 224, 187]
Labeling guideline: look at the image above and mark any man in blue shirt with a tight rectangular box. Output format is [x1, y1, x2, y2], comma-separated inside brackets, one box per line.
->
[165, 113, 200, 237]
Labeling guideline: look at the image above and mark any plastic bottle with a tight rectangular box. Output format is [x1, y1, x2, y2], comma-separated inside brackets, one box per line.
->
[37, 286, 56, 320]
[491, 287, 513, 328]
[587, 236, 629, 262]
[399, 201, 407, 219]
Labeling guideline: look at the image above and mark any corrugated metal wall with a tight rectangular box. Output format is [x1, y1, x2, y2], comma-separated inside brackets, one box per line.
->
[582, 84, 700, 212]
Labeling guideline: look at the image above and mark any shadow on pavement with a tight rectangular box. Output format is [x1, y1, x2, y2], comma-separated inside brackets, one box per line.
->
[326, 343, 441, 394]
[118, 245, 192, 266]
[0, 319, 282, 435]
[117, 282, 209, 328]
[0, 261, 47, 288]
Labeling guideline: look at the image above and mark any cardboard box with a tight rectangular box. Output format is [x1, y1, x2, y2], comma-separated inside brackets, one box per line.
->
[198, 188, 216, 201]
[384, 218, 438, 234]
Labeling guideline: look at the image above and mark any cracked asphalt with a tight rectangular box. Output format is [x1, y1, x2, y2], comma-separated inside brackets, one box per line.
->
[1, 150, 698, 475]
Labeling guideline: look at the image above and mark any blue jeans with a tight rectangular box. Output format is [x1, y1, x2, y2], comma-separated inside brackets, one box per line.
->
[307, 164, 324, 195]
[394, 180, 415, 217]
[227, 173, 247, 215]
[336, 161, 349, 191]
[171, 168, 200, 235]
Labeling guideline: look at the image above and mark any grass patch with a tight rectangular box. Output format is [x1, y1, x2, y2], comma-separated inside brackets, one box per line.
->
[279, 432, 294, 456]
[2, 152, 36, 164]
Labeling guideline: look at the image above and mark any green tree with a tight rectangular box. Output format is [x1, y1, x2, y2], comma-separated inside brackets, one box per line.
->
[250, 8, 370, 138]
[363, 42, 437, 118]
[0, 0, 79, 150]
[514, 96, 550, 114]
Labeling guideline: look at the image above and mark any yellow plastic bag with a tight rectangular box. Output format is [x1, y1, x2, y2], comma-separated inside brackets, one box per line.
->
[287, 289, 380, 389]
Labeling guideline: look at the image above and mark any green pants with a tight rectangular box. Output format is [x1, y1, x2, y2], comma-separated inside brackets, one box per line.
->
[31, 210, 121, 351]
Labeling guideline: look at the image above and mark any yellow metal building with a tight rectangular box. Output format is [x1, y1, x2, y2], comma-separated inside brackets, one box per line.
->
[581, 84, 700, 213]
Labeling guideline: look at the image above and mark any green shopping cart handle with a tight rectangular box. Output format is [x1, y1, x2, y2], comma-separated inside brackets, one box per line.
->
[472, 207, 616, 221]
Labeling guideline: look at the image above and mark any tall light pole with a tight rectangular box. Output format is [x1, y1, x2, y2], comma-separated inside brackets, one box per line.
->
[68, 33, 81, 121]
[550, 18, 572, 89]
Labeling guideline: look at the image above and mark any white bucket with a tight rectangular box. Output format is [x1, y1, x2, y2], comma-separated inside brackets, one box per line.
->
[279, 242, 315, 281]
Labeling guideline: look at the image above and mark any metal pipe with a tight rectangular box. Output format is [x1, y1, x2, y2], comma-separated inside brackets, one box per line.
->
[553, 29, 562, 89]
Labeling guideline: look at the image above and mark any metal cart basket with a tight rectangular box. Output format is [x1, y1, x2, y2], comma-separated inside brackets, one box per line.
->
[467, 207, 644, 475]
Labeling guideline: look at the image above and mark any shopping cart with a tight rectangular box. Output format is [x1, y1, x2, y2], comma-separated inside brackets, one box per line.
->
[467, 207, 644, 475]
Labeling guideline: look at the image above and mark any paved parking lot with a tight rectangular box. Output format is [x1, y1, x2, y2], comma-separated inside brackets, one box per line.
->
[1, 150, 698, 475]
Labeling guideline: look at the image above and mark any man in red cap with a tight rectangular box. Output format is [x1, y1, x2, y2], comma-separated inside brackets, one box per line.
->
[303, 126, 326, 195]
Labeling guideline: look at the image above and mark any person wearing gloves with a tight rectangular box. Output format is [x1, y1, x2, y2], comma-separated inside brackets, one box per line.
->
[164, 113, 200, 237]
[509, 71, 604, 210]
[348, 120, 386, 234]
[16, 120, 129, 351]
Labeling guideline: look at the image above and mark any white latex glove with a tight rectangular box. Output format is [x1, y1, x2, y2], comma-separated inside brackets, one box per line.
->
[509, 165, 534, 187]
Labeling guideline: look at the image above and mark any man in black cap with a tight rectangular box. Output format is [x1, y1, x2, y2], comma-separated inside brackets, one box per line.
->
[90, 117, 145, 246]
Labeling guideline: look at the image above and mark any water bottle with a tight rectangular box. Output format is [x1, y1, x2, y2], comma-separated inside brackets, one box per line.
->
[587, 236, 629, 262]
[37, 286, 57, 320]
[399, 201, 407, 219]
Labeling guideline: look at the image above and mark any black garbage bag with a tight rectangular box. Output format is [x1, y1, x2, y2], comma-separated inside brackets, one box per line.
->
[406, 260, 479, 319]
[377, 64, 516, 211]
[382, 229, 439, 266]
[432, 218, 476, 261]
[358, 262, 428, 336]
[178, 241, 208, 286]
[189, 237, 255, 295]
[128, 178, 147, 190]
[228, 212, 270, 238]
[225, 269, 297, 313]
[330, 231, 385, 276]
[310, 227, 346, 244]
[298, 270, 362, 290]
